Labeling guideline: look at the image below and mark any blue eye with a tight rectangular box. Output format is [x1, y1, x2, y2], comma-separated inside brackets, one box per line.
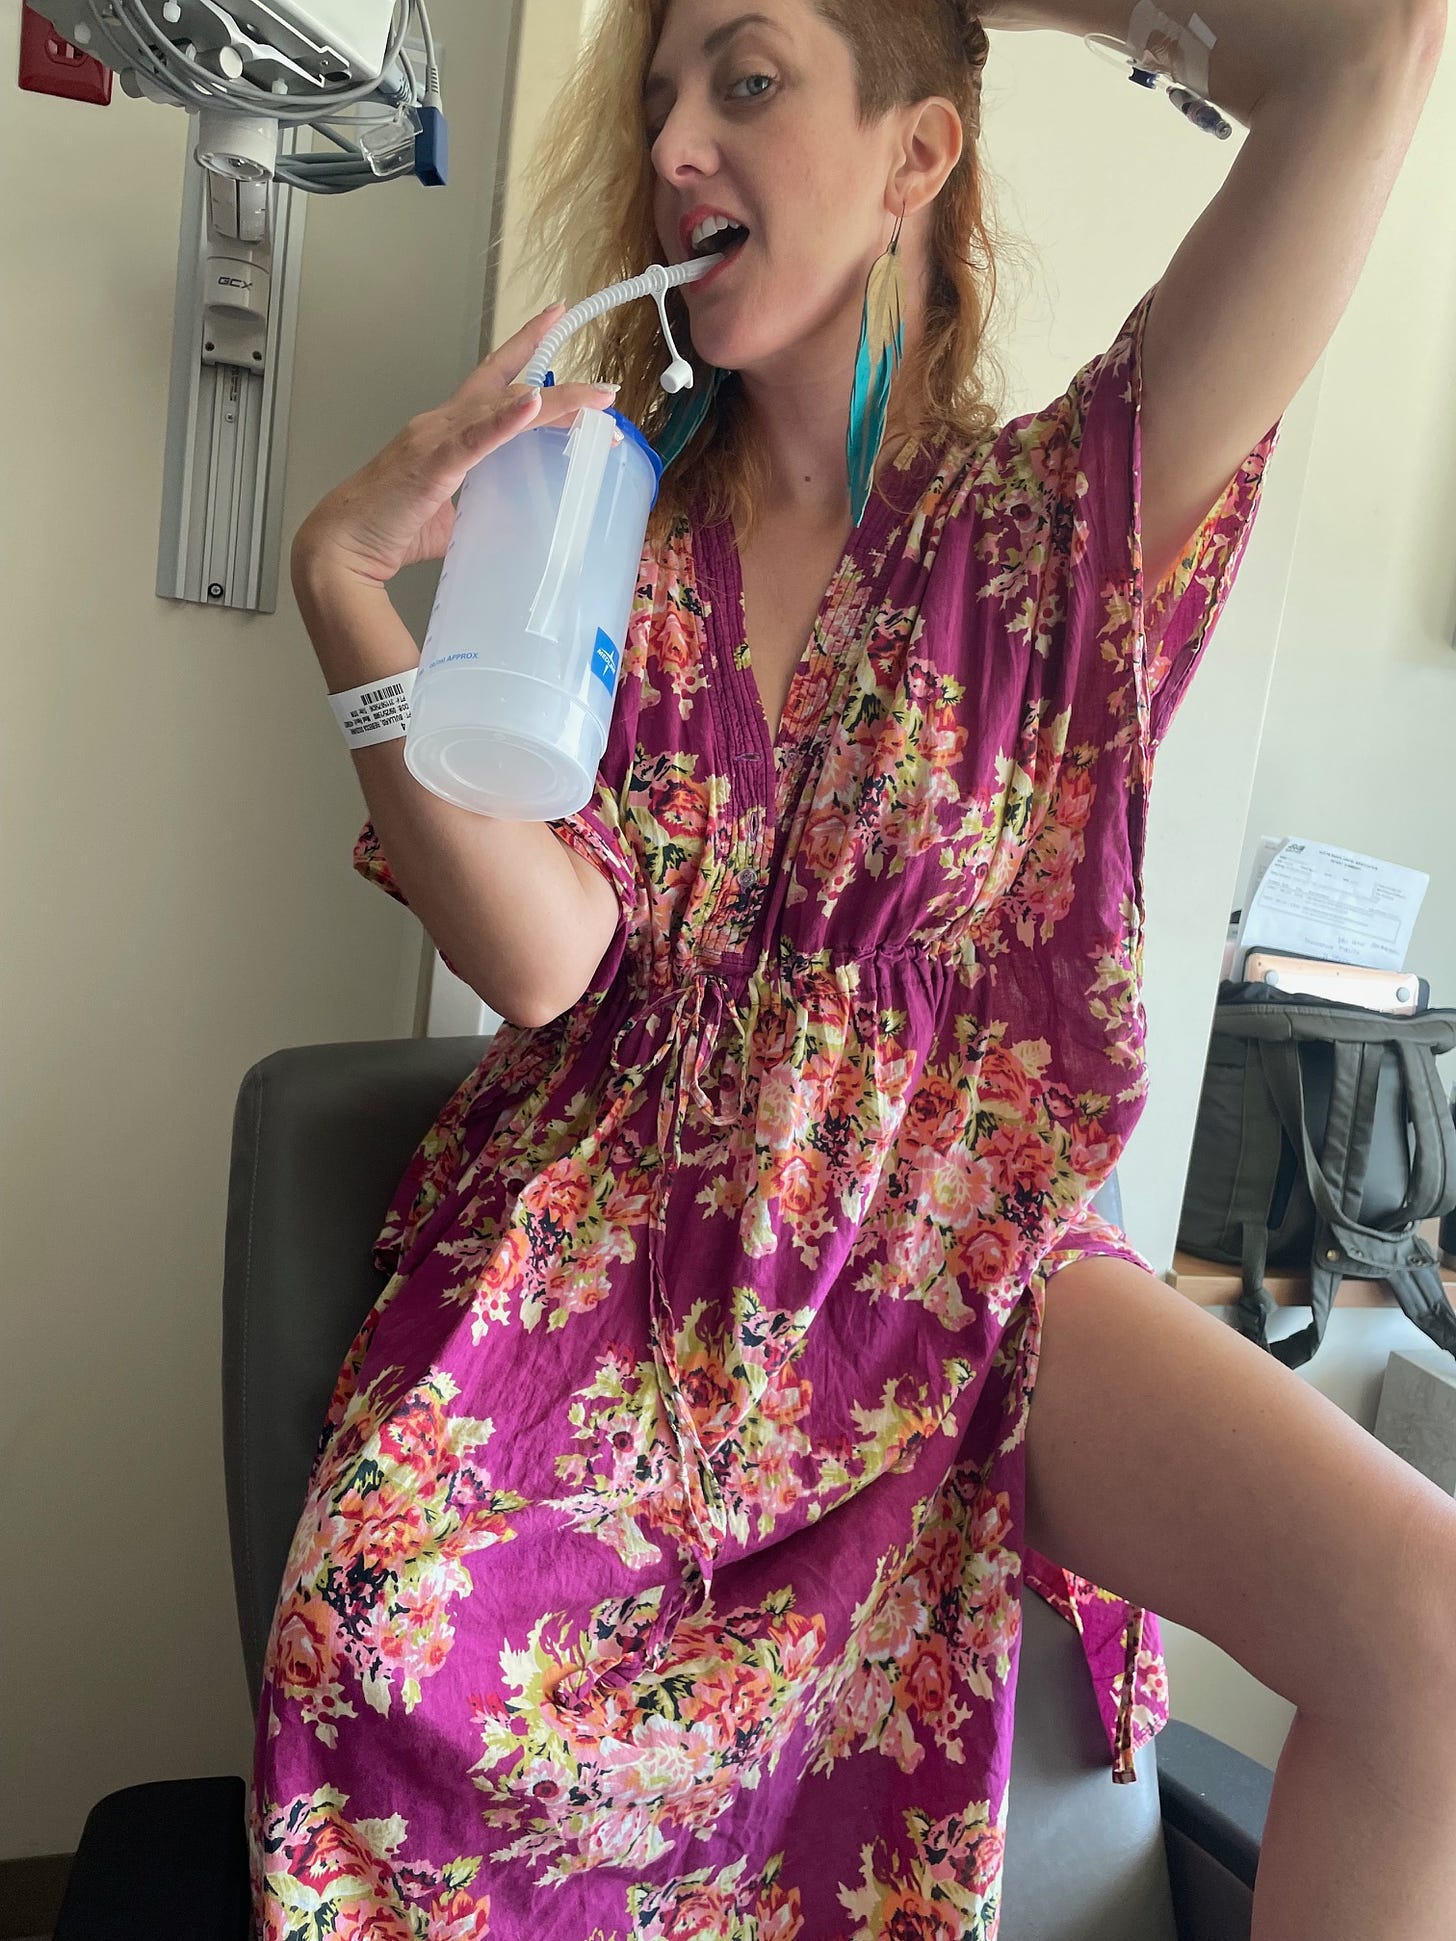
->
[730, 73, 776, 104]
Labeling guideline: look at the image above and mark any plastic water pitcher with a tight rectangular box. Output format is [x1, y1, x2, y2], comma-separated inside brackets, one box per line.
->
[404, 256, 720, 822]
[405, 405, 662, 820]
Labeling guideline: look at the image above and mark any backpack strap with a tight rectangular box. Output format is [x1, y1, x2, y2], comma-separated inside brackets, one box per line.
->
[1256, 1035, 1456, 1366]
[1395, 1038, 1456, 1225]
[1321, 1038, 1382, 1223]
[1386, 1261, 1456, 1357]
[1252, 1039, 1329, 1368]
[1224, 1041, 1287, 1357]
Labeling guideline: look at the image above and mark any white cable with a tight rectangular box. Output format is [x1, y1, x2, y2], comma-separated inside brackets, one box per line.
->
[517, 258, 723, 391]
[94, 1, 438, 195]
[415, 0, 440, 104]
[1084, 30, 1143, 67]
[96, 0, 413, 121]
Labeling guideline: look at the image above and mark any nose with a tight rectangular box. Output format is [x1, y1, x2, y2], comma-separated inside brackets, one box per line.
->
[650, 91, 718, 193]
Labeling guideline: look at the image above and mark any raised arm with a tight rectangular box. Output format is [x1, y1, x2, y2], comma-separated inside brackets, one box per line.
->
[981, 0, 1446, 585]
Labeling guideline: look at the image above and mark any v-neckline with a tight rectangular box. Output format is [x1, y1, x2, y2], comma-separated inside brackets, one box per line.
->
[697, 470, 903, 766]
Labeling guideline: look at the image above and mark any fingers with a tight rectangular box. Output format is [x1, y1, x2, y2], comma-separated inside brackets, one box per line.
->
[431, 390, 537, 475]
[493, 299, 569, 385]
[447, 382, 620, 473]
[446, 300, 628, 454]
[298, 300, 623, 592]
[451, 301, 568, 415]
[532, 382, 620, 428]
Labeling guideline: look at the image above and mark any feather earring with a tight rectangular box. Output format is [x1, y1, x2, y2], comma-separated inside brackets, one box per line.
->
[847, 209, 907, 527]
[653, 363, 728, 472]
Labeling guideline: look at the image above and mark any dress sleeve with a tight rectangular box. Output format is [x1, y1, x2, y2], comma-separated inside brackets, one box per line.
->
[544, 636, 646, 998]
[544, 678, 643, 998]
[353, 819, 408, 905]
[1055, 283, 1283, 749]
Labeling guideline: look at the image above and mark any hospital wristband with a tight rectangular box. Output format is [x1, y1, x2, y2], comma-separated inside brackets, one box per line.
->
[329, 667, 418, 749]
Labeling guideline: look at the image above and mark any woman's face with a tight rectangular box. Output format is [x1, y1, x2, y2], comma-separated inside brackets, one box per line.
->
[646, 0, 904, 381]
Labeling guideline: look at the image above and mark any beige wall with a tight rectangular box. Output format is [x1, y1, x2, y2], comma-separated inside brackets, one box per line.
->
[1239, 64, 1456, 1043]
[0, 0, 517, 1858]
[492, 0, 599, 338]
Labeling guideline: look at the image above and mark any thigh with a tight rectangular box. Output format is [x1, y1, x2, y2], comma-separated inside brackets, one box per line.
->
[1024, 1255, 1456, 1723]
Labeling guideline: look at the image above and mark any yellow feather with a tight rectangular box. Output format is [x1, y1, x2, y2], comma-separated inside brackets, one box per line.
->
[864, 243, 906, 363]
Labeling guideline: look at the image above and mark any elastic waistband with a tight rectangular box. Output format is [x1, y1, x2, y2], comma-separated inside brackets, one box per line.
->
[625, 937, 968, 1008]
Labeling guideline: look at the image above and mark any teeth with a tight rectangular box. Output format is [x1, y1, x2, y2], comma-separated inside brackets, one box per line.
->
[689, 213, 745, 255]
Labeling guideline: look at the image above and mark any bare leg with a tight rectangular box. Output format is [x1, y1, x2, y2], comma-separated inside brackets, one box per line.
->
[1252, 1704, 1456, 1938]
[1024, 1256, 1456, 1940]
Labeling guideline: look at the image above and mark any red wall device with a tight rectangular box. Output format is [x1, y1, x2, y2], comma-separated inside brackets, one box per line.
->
[18, 3, 113, 104]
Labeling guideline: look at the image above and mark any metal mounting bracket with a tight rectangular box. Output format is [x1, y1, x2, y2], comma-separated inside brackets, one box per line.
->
[156, 118, 309, 613]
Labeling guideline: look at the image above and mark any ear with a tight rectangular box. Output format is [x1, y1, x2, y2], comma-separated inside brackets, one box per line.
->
[892, 97, 965, 217]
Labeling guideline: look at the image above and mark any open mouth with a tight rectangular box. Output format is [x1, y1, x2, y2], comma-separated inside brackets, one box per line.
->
[689, 221, 751, 263]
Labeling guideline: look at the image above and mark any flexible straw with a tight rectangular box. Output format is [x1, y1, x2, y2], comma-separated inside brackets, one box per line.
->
[517, 256, 723, 390]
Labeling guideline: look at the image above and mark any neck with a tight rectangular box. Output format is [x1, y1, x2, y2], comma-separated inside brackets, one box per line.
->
[736, 281, 925, 528]
[740, 366, 854, 525]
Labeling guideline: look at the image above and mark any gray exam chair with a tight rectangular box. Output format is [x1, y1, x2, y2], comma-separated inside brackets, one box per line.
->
[53, 1037, 1274, 1941]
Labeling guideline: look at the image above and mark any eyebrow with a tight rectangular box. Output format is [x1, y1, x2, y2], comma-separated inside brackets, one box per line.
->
[643, 13, 785, 107]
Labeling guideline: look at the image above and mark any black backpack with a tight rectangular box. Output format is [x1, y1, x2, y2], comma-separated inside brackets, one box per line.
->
[1179, 987, 1456, 1368]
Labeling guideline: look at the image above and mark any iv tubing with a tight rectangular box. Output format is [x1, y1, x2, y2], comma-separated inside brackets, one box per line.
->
[517, 257, 723, 389]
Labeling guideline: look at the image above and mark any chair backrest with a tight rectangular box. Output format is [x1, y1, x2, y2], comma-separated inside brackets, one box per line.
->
[223, 1038, 1177, 1941]
[223, 1037, 489, 1700]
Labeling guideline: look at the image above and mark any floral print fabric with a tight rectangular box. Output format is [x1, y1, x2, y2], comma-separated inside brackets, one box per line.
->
[249, 285, 1280, 1938]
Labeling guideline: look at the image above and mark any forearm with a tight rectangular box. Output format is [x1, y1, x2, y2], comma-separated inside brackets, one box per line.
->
[295, 559, 619, 1028]
[977, 0, 1437, 126]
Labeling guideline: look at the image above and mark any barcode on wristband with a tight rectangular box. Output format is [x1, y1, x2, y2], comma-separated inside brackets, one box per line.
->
[329, 666, 418, 749]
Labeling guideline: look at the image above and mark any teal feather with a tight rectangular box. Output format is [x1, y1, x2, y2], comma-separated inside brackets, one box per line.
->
[847, 237, 906, 526]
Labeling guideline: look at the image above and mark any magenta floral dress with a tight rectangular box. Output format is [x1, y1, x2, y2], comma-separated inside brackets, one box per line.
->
[249, 287, 1280, 1939]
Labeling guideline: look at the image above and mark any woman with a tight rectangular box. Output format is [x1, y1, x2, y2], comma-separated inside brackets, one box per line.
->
[250, 0, 1454, 1934]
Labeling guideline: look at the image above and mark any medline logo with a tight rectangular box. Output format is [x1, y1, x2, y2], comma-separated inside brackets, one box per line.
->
[591, 628, 622, 693]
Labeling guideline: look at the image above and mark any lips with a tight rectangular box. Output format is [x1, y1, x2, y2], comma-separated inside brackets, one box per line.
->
[683, 242, 747, 296]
